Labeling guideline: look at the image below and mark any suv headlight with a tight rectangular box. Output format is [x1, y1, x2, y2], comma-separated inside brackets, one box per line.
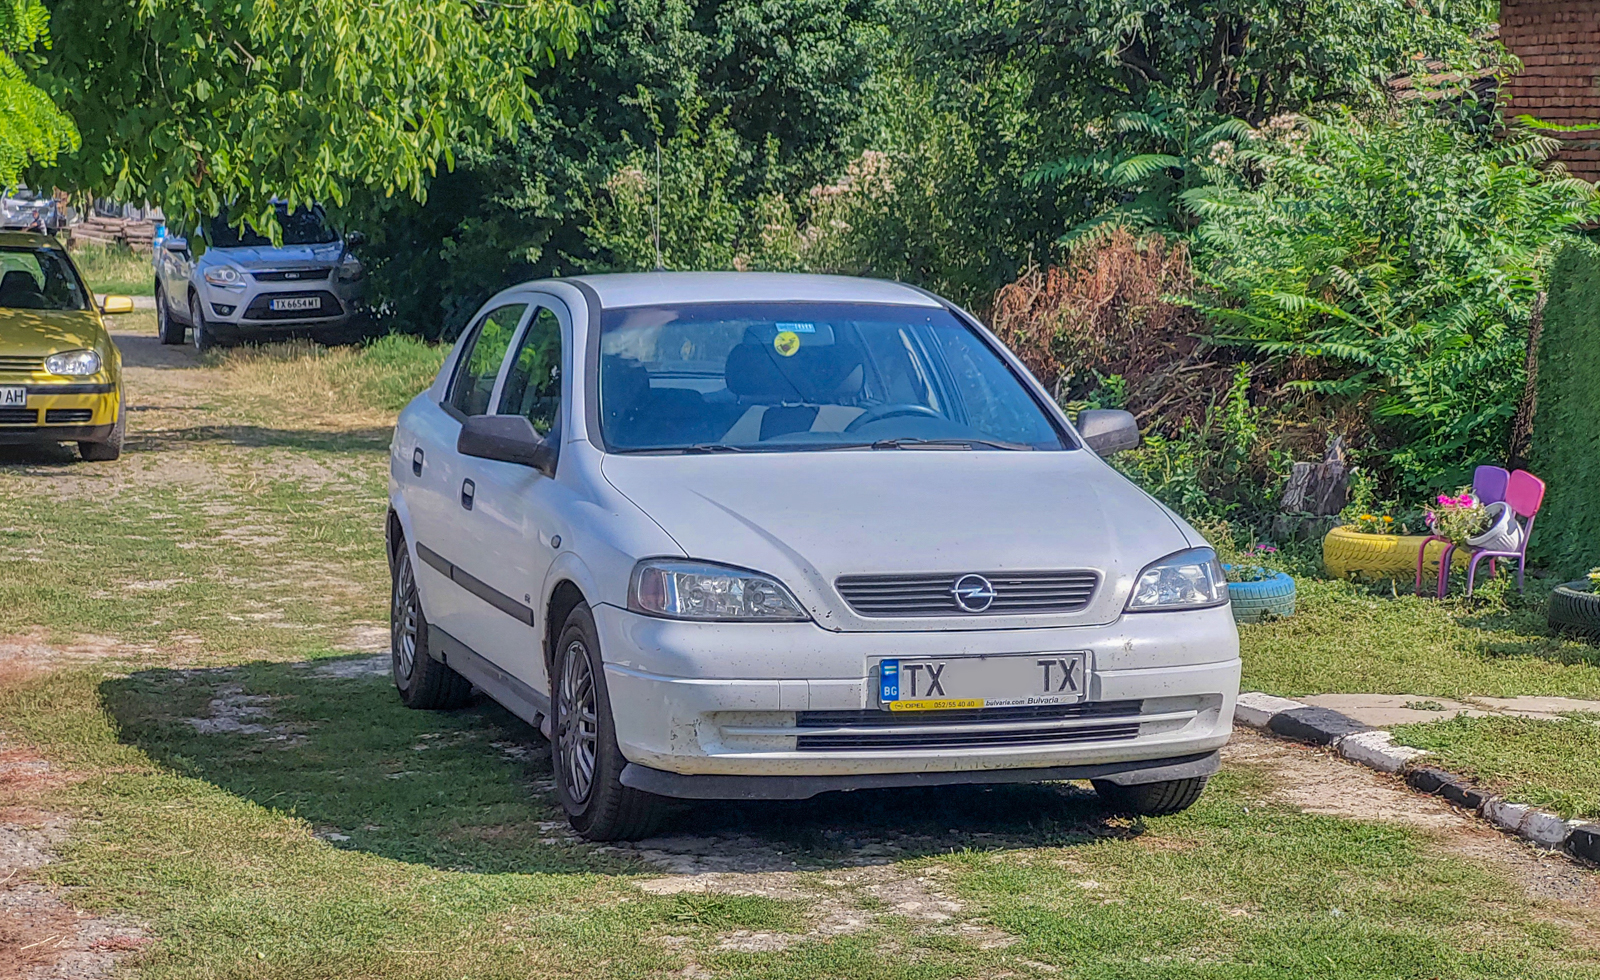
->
[629, 559, 809, 622]
[337, 258, 364, 283]
[44, 349, 102, 377]
[1125, 547, 1228, 611]
[203, 265, 243, 286]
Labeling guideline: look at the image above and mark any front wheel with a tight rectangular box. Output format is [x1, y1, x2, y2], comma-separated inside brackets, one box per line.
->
[1092, 776, 1209, 816]
[390, 546, 472, 709]
[156, 287, 184, 345]
[189, 294, 216, 352]
[552, 603, 666, 841]
[79, 393, 125, 461]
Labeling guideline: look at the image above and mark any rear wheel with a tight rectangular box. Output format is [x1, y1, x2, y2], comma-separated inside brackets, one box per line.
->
[156, 287, 184, 345]
[552, 603, 666, 841]
[1092, 776, 1209, 816]
[391, 545, 473, 709]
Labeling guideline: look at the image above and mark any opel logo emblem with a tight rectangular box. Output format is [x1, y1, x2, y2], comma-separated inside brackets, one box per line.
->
[952, 574, 997, 613]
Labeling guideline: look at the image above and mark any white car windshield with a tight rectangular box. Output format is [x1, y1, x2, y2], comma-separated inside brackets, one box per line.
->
[598, 302, 1069, 452]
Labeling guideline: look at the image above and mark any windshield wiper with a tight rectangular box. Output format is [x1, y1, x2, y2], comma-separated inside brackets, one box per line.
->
[679, 443, 750, 454]
[868, 437, 1033, 451]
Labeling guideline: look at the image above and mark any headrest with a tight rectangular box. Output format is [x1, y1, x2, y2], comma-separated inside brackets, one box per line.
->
[0, 270, 38, 293]
[600, 354, 650, 412]
[724, 342, 864, 402]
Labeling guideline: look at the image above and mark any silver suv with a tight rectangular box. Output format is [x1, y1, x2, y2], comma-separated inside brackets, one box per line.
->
[154, 204, 366, 349]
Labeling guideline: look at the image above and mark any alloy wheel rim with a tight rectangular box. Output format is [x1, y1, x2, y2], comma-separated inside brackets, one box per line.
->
[191, 298, 205, 350]
[392, 554, 418, 682]
[557, 640, 598, 804]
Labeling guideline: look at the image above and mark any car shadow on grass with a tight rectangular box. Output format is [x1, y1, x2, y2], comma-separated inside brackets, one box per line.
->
[127, 424, 392, 454]
[100, 655, 1138, 877]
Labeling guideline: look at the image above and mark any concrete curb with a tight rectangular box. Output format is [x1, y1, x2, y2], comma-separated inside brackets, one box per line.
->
[1234, 692, 1599, 864]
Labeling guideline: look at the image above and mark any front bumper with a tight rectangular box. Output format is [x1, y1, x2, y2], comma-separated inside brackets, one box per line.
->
[200, 279, 363, 332]
[594, 604, 1240, 787]
[0, 383, 118, 442]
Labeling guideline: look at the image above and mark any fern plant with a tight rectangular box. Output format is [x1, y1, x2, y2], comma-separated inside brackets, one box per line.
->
[1185, 107, 1600, 492]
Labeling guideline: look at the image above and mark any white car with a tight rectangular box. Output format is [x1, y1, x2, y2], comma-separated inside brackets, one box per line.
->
[153, 204, 366, 350]
[387, 273, 1240, 840]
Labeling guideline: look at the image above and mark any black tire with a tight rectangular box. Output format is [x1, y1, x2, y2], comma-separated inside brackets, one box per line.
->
[1092, 776, 1209, 816]
[552, 603, 667, 841]
[78, 392, 125, 462]
[391, 546, 473, 709]
[189, 293, 216, 352]
[156, 287, 184, 345]
[1549, 582, 1600, 641]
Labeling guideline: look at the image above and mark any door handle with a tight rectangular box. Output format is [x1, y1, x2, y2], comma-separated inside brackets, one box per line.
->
[460, 479, 475, 511]
[412, 447, 424, 476]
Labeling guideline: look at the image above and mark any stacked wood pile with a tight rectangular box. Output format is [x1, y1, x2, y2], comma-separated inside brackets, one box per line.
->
[68, 216, 158, 251]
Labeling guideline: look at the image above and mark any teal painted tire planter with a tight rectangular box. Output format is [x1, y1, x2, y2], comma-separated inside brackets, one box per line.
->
[1548, 581, 1600, 640]
[1223, 566, 1297, 624]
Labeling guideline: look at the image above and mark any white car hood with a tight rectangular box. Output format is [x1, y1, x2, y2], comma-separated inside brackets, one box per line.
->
[600, 449, 1191, 632]
[202, 242, 344, 270]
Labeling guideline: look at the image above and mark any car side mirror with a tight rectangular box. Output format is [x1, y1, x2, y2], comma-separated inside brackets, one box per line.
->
[100, 295, 135, 315]
[162, 236, 189, 254]
[458, 414, 557, 477]
[344, 230, 366, 248]
[1077, 409, 1141, 455]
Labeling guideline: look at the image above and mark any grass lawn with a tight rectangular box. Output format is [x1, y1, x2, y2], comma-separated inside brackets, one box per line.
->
[70, 242, 155, 296]
[1391, 713, 1600, 820]
[0, 319, 1596, 977]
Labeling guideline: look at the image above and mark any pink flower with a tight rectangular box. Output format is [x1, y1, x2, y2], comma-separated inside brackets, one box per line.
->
[1437, 494, 1452, 506]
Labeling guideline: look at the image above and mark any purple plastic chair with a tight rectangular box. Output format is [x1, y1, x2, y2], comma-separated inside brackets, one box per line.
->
[1415, 465, 1508, 595]
[1436, 469, 1545, 598]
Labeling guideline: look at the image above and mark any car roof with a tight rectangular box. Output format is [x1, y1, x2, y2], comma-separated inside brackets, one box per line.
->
[0, 231, 65, 249]
[566, 272, 944, 310]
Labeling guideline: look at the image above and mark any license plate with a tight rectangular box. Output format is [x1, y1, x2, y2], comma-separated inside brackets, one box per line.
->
[269, 296, 321, 311]
[0, 386, 25, 407]
[877, 652, 1089, 711]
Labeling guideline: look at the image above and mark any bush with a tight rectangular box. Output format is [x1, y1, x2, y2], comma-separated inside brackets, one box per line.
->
[1185, 108, 1599, 494]
[1528, 241, 1600, 578]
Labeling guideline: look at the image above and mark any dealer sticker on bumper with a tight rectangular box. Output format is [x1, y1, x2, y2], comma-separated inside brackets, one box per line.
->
[877, 652, 1089, 711]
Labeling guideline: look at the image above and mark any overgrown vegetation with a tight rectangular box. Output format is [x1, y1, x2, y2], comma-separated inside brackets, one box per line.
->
[1528, 241, 1600, 578]
[69, 242, 152, 295]
[1391, 713, 1600, 820]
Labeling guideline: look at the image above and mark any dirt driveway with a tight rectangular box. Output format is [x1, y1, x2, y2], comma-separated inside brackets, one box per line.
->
[0, 319, 1596, 979]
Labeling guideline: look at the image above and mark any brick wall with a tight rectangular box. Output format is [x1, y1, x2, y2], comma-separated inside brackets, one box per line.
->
[1501, 0, 1600, 182]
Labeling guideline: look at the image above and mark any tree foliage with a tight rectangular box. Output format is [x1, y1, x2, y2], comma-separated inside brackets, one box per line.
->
[1186, 109, 1599, 493]
[0, 0, 76, 185]
[33, 0, 602, 230]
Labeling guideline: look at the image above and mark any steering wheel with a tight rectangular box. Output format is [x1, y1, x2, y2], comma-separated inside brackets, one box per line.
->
[844, 403, 943, 432]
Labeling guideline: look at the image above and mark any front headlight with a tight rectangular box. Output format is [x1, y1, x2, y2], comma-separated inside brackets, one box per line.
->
[1125, 547, 1228, 611]
[629, 559, 809, 622]
[203, 265, 243, 286]
[337, 258, 365, 283]
[44, 349, 102, 377]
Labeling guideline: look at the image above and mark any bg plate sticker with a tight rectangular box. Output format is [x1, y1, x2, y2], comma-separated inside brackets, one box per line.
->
[773, 330, 801, 357]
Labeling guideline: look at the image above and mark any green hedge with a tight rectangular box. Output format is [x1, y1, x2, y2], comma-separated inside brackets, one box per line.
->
[1530, 241, 1600, 578]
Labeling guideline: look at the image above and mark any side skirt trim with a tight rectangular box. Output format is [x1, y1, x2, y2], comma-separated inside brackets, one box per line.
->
[427, 624, 551, 727]
[416, 542, 536, 626]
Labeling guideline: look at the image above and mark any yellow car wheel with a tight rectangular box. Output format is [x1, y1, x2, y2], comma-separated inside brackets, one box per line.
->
[1322, 525, 1463, 581]
[78, 391, 124, 461]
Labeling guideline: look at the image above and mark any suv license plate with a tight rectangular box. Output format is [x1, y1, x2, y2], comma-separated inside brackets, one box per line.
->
[269, 296, 321, 311]
[877, 652, 1089, 712]
[0, 386, 25, 407]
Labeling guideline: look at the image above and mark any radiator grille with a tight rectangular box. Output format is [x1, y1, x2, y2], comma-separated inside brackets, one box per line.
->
[0, 355, 41, 373]
[835, 570, 1099, 616]
[251, 268, 331, 282]
[793, 700, 1142, 751]
[0, 407, 37, 424]
[44, 408, 94, 424]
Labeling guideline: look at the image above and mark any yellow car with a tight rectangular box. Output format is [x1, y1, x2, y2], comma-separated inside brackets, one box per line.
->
[0, 232, 132, 460]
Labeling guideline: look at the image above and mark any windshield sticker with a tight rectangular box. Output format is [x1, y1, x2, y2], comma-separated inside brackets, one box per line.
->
[775, 322, 816, 333]
[773, 331, 801, 357]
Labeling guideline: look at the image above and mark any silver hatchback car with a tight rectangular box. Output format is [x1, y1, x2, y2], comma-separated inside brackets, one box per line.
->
[154, 204, 366, 349]
[387, 273, 1241, 841]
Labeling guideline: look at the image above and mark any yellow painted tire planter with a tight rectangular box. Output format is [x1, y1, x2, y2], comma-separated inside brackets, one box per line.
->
[1321, 526, 1466, 581]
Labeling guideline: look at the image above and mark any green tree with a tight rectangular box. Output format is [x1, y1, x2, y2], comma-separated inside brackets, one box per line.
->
[33, 0, 602, 230]
[0, 0, 76, 185]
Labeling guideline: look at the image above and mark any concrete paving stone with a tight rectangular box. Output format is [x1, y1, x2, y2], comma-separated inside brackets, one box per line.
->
[1267, 706, 1371, 746]
[1459, 695, 1600, 719]
[1337, 730, 1432, 774]
[1234, 692, 1306, 728]
[1568, 824, 1600, 863]
[1298, 694, 1486, 727]
[1440, 780, 1489, 812]
[1483, 798, 1572, 848]
[1407, 768, 1453, 795]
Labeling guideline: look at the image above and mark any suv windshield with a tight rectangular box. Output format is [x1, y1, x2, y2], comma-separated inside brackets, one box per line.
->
[208, 204, 339, 247]
[0, 247, 88, 311]
[599, 302, 1069, 452]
